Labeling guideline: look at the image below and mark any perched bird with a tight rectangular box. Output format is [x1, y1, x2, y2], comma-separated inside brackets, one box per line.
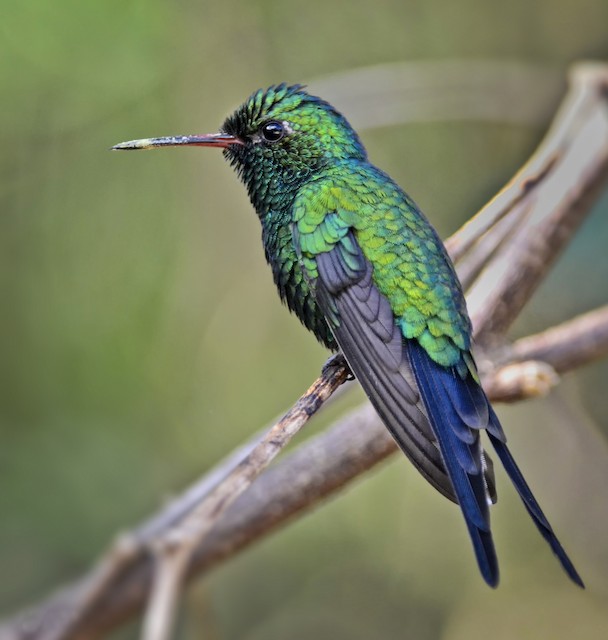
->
[114, 84, 583, 588]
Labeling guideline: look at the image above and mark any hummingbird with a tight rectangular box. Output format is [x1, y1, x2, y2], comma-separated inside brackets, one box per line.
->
[113, 83, 583, 588]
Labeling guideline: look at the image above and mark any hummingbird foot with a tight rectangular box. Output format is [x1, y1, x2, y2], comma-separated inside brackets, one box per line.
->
[322, 353, 354, 380]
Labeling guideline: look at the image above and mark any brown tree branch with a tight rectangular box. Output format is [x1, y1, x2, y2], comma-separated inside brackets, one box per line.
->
[466, 63, 608, 342]
[1, 61, 608, 640]
[454, 202, 530, 291]
[140, 356, 350, 640]
[509, 304, 608, 372]
[11, 300, 608, 640]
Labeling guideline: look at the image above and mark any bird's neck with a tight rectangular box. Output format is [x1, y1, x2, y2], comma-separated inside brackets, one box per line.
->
[241, 164, 317, 220]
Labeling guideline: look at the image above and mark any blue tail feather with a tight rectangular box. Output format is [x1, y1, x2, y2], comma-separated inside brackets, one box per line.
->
[486, 411, 584, 588]
[441, 368, 489, 429]
[408, 340, 583, 588]
[408, 340, 498, 585]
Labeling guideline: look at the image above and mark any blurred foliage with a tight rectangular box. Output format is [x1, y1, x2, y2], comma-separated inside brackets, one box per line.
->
[1, 1, 608, 638]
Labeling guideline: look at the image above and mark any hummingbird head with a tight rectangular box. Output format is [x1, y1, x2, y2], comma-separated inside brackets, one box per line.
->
[113, 84, 367, 214]
[222, 84, 366, 169]
[221, 84, 367, 210]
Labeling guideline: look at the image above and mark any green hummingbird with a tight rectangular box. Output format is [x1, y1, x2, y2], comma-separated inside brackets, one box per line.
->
[114, 83, 583, 588]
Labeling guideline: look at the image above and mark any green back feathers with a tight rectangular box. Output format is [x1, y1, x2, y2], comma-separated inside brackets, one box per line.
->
[293, 167, 472, 369]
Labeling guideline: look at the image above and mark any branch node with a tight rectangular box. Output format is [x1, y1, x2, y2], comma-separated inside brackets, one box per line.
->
[486, 360, 560, 403]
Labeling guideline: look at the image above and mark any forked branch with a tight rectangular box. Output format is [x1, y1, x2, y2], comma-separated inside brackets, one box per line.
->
[1, 61, 607, 640]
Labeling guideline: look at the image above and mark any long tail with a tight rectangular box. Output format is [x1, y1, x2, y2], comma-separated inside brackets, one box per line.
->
[486, 407, 584, 587]
[312, 233, 582, 587]
[408, 340, 499, 586]
[408, 340, 584, 588]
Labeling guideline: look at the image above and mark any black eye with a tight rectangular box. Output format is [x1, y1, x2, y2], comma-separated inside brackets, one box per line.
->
[260, 121, 285, 143]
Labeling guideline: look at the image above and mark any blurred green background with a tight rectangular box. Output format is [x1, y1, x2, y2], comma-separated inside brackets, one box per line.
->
[2, 0, 608, 638]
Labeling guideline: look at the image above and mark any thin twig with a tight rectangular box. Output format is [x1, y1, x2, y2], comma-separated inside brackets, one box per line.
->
[509, 304, 608, 372]
[483, 360, 561, 402]
[445, 62, 607, 264]
[136, 426, 272, 541]
[36, 302, 608, 637]
[5, 297, 608, 640]
[477, 305, 608, 402]
[467, 63, 608, 342]
[455, 201, 531, 290]
[444, 151, 559, 263]
[6, 428, 277, 640]
[140, 355, 350, 640]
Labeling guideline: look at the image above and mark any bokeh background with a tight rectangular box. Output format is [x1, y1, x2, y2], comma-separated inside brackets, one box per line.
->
[2, 1, 608, 638]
